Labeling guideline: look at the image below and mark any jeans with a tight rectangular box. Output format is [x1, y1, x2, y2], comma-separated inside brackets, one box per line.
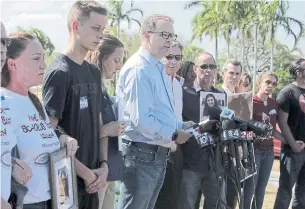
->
[180, 168, 226, 209]
[155, 146, 183, 209]
[118, 141, 168, 209]
[23, 200, 52, 209]
[274, 147, 305, 209]
[243, 149, 274, 209]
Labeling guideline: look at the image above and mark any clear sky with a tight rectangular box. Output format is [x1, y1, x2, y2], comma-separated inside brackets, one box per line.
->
[1, 0, 305, 58]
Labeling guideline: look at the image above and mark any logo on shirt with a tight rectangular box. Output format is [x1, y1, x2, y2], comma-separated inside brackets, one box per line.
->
[34, 153, 50, 166]
[80, 96, 89, 109]
[300, 94, 305, 114]
[1, 151, 12, 167]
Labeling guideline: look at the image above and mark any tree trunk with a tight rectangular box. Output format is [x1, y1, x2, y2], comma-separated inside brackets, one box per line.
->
[270, 24, 274, 72]
[214, 29, 218, 85]
[226, 32, 230, 59]
[253, 24, 258, 94]
[241, 28, 245, 68]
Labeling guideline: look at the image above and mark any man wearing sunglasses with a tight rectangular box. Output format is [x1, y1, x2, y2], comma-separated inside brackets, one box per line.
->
[274, 58, 305, 209]
[155, 42, 185, 209]
[221, 59, 242, 95]
[116, 15, 193, 209]
[180, 52, 226, 209]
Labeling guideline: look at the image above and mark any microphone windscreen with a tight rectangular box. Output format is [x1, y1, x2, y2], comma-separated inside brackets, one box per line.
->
[199, 120, 220, 135]
[222, 119, 236, 130]
[207, 106, 221, 121]
[238, 123, 248, 131]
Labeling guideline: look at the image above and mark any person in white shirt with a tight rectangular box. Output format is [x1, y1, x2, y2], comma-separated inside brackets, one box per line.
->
[1, 31, 78, 209]
[221, 59, 242, 95]
[155, 42, 186, 209]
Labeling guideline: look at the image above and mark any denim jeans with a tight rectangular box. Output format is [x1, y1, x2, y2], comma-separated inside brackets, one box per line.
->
[180, 168, 226, 209]
[274, 147, 305, 209]
[243, 149, 274, 209]
[155, 146, 183, 209]
[23, 200, 52, 209]
[118, 141, 168, 209]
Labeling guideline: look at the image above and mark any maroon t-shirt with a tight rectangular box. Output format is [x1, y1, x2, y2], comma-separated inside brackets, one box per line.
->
[252, 95, 278, 150]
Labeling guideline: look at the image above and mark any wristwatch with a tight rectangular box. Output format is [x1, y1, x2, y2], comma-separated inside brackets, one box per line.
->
[172, 131, 178, 141]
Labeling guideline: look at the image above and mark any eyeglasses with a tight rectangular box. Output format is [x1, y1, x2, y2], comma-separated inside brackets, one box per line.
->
[1, 38, 10, 47]
[166, 54, 183, 61]
[265, 80, 277, 87]
[148, 31, 177, 41]
[197, 64, 217, 70]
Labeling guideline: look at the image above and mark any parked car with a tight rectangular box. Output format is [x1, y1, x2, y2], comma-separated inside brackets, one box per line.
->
[273, 124, 281, 157]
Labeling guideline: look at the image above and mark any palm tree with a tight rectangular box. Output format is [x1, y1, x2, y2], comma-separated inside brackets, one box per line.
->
[185, 1, 222, 64]
[265, 0, 304, 71]
[107, 0, 143, 37]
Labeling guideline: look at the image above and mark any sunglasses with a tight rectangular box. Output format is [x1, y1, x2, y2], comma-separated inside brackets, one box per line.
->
[198, 64, 217, 70]
[265, 80, 277, 87]
[166, 54, 183, 61]
[1, 38, 10, 47]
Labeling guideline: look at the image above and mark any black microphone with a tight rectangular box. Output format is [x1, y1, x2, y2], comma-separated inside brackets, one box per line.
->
[207, 106, 222, 121]
[222, 120, 237, 167]
[238, 123, 250, 168]
[186, 120, 219, 148]
[220, 108, 269, 135]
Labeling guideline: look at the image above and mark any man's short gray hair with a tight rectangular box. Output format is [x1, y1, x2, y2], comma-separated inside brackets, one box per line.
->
[140, 14, 174, 38]
[172, 41, 183, 52]
[222, 59, 243, 73]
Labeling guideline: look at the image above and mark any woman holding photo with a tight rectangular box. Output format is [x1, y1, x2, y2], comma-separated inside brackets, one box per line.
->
[1, 31, 78, 209]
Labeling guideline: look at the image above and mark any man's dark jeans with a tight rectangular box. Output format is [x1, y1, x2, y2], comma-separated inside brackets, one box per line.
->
[118, 141, 169, 209]
[180, 168, 225, 209]
[274, 147, 305, 209]
[155, 146, 183, 209]
[243, 149, 274, 209]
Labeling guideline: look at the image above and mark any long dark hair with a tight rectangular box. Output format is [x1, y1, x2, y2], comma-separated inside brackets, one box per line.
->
[1, 31, 46, 120]
[203, 93, 219, 116]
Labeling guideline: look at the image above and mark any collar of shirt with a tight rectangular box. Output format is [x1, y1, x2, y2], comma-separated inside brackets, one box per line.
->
[193, 80, 202, 92]
[222, 84, 234, 95]
[138, 46, 164, 71]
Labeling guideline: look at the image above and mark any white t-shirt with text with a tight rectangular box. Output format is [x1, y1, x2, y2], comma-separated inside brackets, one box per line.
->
[1, 88, 17, 200]
[1, 88, 60, 204]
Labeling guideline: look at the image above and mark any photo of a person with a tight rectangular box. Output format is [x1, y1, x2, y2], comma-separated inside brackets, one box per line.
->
[202, 93, 220, 117]
[58, 166, 70, 205]
[54, 157, 74, 209]
[200, 92, 226, 122]
[227, 92, 253, 121]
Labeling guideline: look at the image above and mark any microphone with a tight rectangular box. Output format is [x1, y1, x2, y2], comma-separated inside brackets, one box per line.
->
[220, 108, 268, 135]
[186, 120, 219, 148]
[207, 106, 222, 121]
[222, 120, 237, 168]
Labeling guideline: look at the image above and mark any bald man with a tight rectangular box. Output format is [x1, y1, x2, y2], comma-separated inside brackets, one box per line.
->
[180, 52, 226, 209]
[1, 21, 9, 69]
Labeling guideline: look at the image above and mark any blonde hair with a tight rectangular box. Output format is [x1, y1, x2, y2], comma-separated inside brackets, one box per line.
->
[257, 71, 278, 90]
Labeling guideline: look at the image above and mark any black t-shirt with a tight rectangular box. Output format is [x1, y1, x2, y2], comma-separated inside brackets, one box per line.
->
[276, 84, 305, 142]
[43, 54, 101, 169]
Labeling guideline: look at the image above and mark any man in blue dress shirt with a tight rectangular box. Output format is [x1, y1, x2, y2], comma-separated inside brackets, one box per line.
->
[116, 14, 193, 209]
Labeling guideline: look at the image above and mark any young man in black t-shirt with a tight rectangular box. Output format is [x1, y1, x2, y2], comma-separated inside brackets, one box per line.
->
[274, 58, 305, 209]
[43, 1, 108, 209]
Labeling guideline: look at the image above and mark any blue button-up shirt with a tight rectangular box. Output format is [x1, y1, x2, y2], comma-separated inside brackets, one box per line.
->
[116, 47, 183, 147]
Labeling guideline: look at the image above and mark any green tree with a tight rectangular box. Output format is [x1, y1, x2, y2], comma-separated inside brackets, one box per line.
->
[17, 27, 55, 56]
[182, 45, 203, 62]
[107, 0, 143, 37]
